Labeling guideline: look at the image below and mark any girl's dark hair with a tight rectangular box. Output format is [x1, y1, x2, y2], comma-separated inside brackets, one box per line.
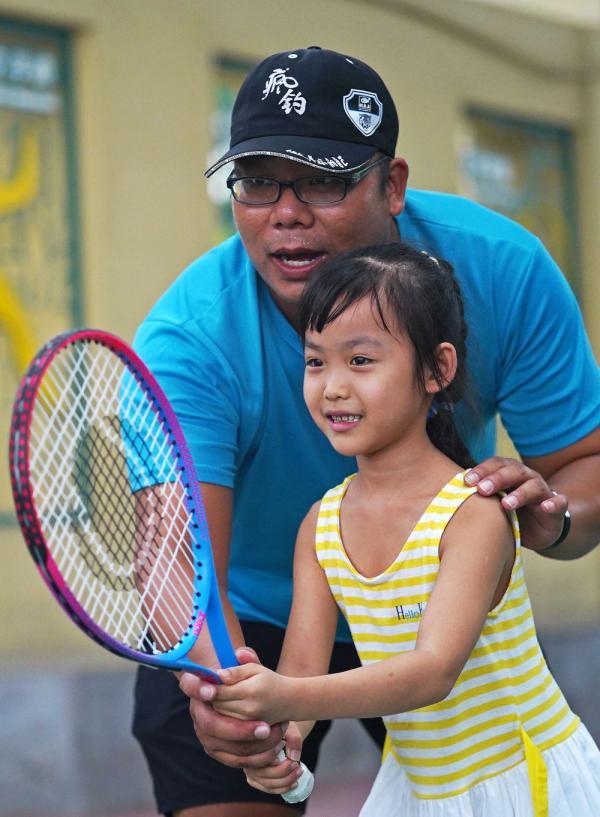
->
[298, 242, 475, 468]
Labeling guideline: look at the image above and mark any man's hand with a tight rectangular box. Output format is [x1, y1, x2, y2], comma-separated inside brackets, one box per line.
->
[244, 722, 306, 796]
[179, 647, 288, 769]
[464, 457, 568, 553]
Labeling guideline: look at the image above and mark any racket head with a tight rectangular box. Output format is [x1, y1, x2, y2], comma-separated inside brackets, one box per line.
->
[9, 329, 221, 680]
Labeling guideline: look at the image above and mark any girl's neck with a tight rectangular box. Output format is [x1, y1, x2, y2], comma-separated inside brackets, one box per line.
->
[354, 434, 457, 498]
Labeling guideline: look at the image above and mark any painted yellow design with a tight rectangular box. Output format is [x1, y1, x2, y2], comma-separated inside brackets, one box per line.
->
[0, 127, 40, 216]
[0, 127, 41, 374]
[0, 272, 36, 375]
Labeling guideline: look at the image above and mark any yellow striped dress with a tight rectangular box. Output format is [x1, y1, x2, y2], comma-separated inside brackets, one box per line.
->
[315, 472, 600, 817]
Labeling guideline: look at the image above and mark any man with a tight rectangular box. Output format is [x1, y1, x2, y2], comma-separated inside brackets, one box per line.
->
[132, 47, 600, 817]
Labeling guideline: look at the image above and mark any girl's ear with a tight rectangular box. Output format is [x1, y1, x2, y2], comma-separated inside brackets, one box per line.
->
[425, 342, 458, 394]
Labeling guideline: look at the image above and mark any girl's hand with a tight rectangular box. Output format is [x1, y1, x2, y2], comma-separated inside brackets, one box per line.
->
[199, 663, 296, 724]
[179, 648, 287, 770]
[244, 722, 306, 795]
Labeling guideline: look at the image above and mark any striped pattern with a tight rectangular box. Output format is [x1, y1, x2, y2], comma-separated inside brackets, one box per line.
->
[316, 472, 579, 799]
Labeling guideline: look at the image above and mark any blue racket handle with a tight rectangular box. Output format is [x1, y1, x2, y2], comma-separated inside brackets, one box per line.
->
[277, 750, 314, 803]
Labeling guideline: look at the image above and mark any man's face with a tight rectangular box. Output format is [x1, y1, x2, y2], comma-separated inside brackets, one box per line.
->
[230, 156, 408, 325]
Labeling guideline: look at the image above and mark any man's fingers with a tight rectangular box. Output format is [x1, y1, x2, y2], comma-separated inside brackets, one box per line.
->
[245, 755, 304, 792]
[179, 671, 204, 699]
[236, 646, 260, 664]
[540, 492, 569, 515]
[464, 457, 512, 485]
[475, 462, 538, 495]
[210, 740, 287, 769]
[283, 722, 303, 763]
[198, 683, 216, 701]
[187, 695, 272, 742]
[197, 727, 283, 768]
[465, 461, 552, 508]
[215, 735, 288, 770]
[505, 489, 567, 517]
[496, 473, 553, 510]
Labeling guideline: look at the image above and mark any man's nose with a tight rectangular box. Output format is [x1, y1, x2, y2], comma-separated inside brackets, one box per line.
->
[269, 184, 314, 227]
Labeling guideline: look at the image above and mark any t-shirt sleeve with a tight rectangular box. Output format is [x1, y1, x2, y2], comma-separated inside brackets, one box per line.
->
[496, 239, 600, 458]
[133, 318, 240, 488]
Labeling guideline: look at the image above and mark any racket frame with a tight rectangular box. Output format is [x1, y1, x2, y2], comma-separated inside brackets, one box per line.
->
[9, 328, 236, 679]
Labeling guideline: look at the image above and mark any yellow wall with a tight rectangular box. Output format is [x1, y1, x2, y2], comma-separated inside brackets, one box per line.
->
[0, 0, 598, 665]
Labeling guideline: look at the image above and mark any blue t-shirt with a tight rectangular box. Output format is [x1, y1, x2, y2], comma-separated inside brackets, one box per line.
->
[134, 189, 600, 633]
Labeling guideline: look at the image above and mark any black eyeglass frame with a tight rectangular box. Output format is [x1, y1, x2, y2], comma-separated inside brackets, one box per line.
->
[226, 156, 391, 206]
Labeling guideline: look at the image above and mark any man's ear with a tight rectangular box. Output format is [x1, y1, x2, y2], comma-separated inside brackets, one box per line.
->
[425, 342, 458, 394]
[386, 157, 409, 217]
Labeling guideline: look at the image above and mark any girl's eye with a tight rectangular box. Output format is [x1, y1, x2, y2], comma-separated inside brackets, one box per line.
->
[350, 355, 372, 366]
[305, 358, 323, 368]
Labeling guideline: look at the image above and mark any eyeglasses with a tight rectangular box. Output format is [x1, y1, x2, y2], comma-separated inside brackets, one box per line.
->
[226, 157, 390, 206]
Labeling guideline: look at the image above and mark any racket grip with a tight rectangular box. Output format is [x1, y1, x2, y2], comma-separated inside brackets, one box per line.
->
[277, 749, 314, 803]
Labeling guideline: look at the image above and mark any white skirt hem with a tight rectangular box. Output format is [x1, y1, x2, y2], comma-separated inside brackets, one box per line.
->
[359, 723, 600, 817]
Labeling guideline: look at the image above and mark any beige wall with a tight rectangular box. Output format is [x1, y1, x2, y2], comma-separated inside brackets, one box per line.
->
[0, 0, 598, 664]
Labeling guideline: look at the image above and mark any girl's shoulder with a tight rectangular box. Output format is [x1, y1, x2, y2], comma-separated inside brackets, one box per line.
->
[440, 491, 516, 559]
[297, 478, 354, 550]
[297, 498, 324, 540]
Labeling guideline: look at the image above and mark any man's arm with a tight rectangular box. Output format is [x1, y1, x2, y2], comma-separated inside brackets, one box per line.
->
[465, 425, 600, 559]
[181, 482, 288, 769]
[134, 318, 289, 762]
[464, 233, 600, 559]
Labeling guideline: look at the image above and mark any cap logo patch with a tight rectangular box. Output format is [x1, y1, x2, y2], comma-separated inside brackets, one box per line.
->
[262, 67, 307, 115]
[343, 89, 382, 136]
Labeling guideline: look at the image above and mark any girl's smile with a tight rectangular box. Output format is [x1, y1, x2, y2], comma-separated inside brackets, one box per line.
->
[326, 412, 362, 431]
[303, 296, 436, 462]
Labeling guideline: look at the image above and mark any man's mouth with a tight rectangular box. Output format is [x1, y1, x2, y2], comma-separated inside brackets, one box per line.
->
[272, 251, 325, 275]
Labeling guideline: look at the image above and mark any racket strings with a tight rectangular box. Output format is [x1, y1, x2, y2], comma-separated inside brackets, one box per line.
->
[28, 341, 201, 654]
[53, 357, 194, 650]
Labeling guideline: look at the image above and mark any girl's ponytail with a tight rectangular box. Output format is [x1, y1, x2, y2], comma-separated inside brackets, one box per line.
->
[426, 403, 475, 469]
[423, 257, 475, 469]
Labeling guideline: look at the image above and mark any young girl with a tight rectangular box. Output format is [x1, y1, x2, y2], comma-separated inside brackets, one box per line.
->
[203, 243, 600, 816]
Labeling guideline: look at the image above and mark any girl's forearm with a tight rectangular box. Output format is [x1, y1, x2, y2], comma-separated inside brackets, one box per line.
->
[286, 649, 455, 722]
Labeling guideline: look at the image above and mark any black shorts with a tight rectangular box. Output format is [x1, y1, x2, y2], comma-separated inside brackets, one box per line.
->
[132, 620, 385, 815]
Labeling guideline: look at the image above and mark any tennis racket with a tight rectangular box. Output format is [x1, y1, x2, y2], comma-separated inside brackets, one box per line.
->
[8, 328, 314, 804]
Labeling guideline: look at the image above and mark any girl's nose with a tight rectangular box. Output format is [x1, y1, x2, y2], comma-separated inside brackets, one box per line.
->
[324, 374, 350, 401]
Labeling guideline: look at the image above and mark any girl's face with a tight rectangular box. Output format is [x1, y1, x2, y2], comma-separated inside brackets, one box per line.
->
[303, 296, 452, 461]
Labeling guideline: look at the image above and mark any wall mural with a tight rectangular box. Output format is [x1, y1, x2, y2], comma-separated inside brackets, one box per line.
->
[0, 21, 80, 522]
[205, 54, 256, 243]
[457, 107, 579, 293]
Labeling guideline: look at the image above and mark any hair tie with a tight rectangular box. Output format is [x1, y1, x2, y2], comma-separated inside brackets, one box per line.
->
[427, 400, 454, 420]
[419, 250, 441, 267]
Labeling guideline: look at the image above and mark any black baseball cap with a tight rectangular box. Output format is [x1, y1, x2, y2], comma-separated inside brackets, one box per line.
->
[205, 46, 399, 177]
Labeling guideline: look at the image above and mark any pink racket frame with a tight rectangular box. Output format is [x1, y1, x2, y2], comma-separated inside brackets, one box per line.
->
[8, 329, 235, 679]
